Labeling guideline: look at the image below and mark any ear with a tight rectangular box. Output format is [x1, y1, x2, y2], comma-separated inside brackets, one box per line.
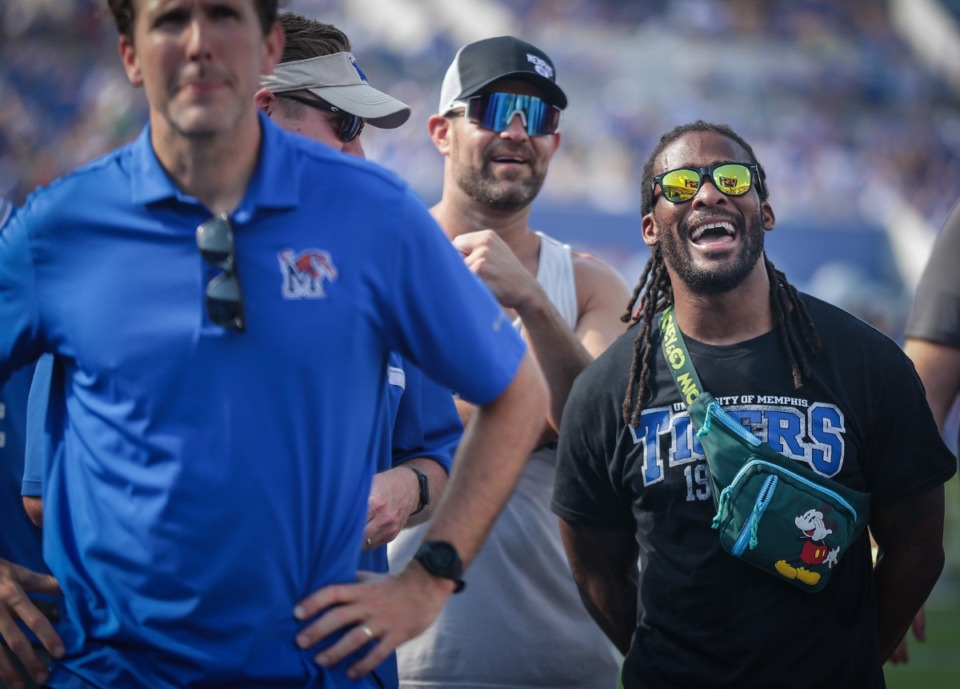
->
[761, 200, 776, 232]
[641, 212, 659, 247]
[254, 88, 276, 116]
[119, 35, 142, 88]
[260, 22, 285, 78]
[428, 114, 453, 156]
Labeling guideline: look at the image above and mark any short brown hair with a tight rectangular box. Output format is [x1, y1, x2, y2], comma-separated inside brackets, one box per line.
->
[278, 12, 351, 63]
[106, 0, 280, 43]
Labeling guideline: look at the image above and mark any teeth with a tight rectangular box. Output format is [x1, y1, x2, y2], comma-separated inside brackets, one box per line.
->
[691, 222, 735, 241]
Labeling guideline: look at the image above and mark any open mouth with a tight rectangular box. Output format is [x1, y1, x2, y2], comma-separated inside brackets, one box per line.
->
[690, 221, 736, 247]
[490, 154, 528, 165]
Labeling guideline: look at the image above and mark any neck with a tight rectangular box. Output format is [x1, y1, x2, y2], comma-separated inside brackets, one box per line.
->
[150, 112, 262, 214]
[670, 260, 775, 345]
[431, 186, 535, 247]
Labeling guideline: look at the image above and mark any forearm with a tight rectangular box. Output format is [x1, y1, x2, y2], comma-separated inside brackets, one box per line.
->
[559, 521, 638, 654]
[455, 396, 555, 448]
[874, 541, 944, 661]
[417, 354, 546, 565]
[516, 292, 592, 431]
[872, 485, 947, 661]
[577, 567, 637, 654]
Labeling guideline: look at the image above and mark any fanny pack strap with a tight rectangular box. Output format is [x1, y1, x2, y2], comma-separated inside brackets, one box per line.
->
[659, 305, 707, 418]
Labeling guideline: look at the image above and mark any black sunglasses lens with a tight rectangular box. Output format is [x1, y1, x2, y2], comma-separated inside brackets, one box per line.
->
[206, 272, 245, 331]
[340, 115, 364, 142]
[197, 213, 244, 331]
[197, 215, 234, 266]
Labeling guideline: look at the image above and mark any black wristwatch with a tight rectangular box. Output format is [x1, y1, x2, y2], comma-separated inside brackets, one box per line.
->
[413, 540, 465, 592]
[405, 466, 429, 516]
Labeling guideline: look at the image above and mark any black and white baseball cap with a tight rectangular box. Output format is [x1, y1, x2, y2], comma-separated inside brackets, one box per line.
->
[261, 52, 411, 129]
[438, 36, 568, 115]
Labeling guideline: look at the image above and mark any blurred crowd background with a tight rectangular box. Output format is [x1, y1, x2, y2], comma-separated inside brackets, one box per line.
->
[3, 0, 960, 335]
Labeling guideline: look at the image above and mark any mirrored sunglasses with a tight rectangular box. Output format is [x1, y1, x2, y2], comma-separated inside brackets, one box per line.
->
[280, 93, 365, 142]
[463, 92, 561, 137]
[653, 163, 761, 204]
[196, 212, 245, 332]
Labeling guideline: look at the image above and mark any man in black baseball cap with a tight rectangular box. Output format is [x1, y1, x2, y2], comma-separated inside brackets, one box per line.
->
[389, 34, 626, 689]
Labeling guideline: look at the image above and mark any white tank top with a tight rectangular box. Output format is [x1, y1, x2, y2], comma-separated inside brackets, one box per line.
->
[389, 232, 619, 689]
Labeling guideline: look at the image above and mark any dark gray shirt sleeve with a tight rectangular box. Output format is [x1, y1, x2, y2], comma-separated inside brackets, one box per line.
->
[906, 201, 960, 345]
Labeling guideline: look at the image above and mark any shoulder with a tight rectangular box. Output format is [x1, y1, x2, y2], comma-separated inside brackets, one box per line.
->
[803, 293, 898, 349]
[15, 146, 131, 231]
[572, 323, 638, 392]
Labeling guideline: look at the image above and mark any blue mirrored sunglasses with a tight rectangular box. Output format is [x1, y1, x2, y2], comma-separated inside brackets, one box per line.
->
[463, 92, 561, 136]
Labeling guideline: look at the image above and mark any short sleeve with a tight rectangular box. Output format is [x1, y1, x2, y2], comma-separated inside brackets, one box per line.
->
[863, 356, 958, 506]
[391, 362, 461, 473]
[552, 364, 634, 529]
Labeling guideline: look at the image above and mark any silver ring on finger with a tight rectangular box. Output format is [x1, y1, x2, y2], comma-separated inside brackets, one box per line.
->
[365, 538, 373, 549]
[359, 624, 375, 641]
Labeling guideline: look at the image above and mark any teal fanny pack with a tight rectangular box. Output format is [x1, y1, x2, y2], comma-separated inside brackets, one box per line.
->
[660, 307, 870, 592]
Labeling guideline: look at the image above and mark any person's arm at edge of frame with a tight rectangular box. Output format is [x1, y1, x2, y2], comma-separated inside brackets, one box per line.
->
[558, 519, 638, 654]
[290, 352, 548, 677]
[903, 339, 960, 432]
[887, 339, 960, 663]
[871, 483, 946, 663]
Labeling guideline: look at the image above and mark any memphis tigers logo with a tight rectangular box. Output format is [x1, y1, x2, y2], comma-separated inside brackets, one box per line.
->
[278, 248, 338, 299]
[526, 54, 554, 79]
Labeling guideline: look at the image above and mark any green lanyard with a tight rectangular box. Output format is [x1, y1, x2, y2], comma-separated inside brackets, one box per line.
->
[659, 305, 705, 406]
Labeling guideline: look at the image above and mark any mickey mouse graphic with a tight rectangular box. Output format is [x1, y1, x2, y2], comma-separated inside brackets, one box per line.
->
[774, 507, 840, 586]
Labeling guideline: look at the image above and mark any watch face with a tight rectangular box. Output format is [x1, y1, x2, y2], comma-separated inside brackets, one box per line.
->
[431, 544, 455, 568]
[417, 541, 462, 577]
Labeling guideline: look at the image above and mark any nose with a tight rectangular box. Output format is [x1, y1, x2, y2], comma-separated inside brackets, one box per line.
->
[691, 174, 727, 207]
[186, 18, 211, 61]
[499, 113, 530, 141]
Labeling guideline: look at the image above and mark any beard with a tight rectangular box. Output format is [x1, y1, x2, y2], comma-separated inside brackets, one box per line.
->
[451, 141, 546, 211]
[659, 208, 766, 295]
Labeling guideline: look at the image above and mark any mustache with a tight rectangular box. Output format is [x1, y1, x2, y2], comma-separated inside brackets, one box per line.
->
[679, 209, 742, 235]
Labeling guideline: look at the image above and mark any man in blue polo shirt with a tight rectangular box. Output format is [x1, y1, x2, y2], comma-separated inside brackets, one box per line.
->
[0, 2, 546, 688]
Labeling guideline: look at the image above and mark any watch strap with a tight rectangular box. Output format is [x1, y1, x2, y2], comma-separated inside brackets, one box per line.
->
[404, 465, 429, 516]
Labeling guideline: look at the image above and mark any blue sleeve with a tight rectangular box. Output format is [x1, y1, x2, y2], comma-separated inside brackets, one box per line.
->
[21, 354, 55, 498]
[0, 203, 42, 386]
[390, 362, 462, 474]
[383, 189, 525, 406]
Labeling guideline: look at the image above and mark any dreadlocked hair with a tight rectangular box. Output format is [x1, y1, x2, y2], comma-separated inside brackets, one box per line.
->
[765, 255, 821, 387]
[621, 120, 821, 426]
[620, 245, 672, 426]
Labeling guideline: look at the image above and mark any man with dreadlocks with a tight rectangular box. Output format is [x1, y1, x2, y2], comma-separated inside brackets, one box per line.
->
[551, 121, 956, 688]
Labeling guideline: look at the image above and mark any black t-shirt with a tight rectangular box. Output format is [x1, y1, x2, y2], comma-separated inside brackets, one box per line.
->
[553, 294, 956, 689]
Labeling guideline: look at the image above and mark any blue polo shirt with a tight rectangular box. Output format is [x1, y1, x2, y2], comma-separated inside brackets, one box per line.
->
[0, 114, 523, 688]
